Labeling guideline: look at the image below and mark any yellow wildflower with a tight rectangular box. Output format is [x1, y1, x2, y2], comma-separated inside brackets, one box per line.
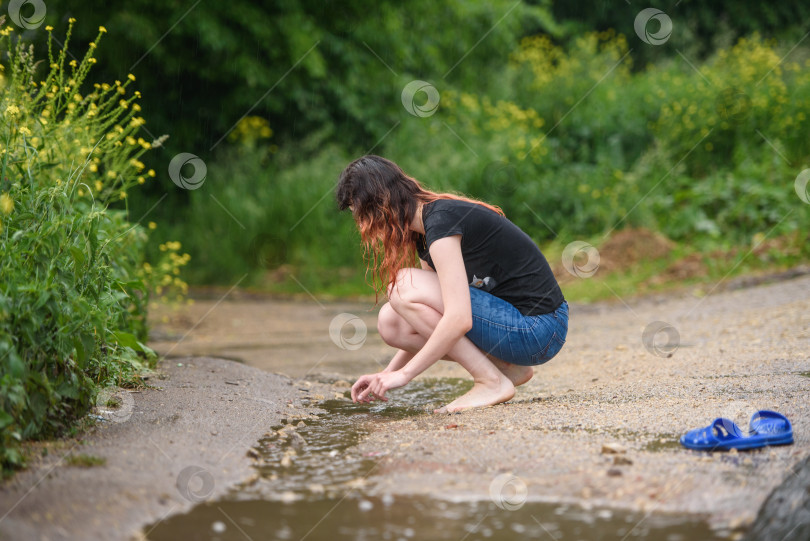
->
[128, 74, 136, 81]
[18, 126, 32, 136]
[45, 25, 53, 31]
[99, 26, 107, 33]
[119, 99, 128, 109]
[147, 169, 156, 177]
[0, 193, 13, 215]
[5, 105, 20, 117]
[148, 221, 157, 230]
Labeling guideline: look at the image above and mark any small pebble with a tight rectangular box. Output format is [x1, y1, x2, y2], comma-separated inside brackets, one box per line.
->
[601, 443, 627, 454]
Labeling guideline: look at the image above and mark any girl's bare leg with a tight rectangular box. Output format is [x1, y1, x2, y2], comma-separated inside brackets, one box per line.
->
[379, 269, 526, 412]
[378, 304, 533, 387]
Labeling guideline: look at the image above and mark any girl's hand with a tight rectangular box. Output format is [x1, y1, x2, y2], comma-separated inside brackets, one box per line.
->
[353, 371, 411, 403]
[351, 374, 376, 403]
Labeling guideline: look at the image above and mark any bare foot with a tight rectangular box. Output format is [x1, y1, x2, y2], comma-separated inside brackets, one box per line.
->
[434, 374, 515, 413]
[489, 356, 534, 387]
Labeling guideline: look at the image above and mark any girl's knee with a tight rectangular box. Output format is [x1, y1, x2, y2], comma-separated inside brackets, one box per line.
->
[377, 302, 404, 345]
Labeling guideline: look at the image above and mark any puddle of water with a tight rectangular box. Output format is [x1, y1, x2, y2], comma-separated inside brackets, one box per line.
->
[643, 434, 682, 452]
[146, 496, 726, 541]
[247, 379, 473, 497]
[145, 378, 728, 541]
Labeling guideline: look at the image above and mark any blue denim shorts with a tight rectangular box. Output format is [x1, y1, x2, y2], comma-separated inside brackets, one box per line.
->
[465, 287, 568, 366]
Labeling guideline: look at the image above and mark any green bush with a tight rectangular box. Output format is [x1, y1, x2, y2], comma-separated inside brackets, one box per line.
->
[432, 31, 810, 245]
[0, 20, 183, 473]
[148, 30, 810, 295]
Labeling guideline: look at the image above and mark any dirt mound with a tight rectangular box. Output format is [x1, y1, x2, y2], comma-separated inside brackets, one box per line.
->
[597, 228, 674, 273]
[553, 228, 675, 281]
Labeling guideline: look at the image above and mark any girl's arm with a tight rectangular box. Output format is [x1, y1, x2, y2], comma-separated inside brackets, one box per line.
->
[382, 349, 414, 372]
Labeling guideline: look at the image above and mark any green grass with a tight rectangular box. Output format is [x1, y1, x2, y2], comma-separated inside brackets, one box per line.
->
[64, 453, 106, 468]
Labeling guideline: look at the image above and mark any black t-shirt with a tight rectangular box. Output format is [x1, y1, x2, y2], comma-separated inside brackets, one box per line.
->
[415, 199, 564, 316]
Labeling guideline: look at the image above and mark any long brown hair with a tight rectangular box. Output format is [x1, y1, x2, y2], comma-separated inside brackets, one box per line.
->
[335, 155, 504, 297]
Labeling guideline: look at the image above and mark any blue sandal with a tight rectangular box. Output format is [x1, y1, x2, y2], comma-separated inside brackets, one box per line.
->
[680, 410, 793, 451]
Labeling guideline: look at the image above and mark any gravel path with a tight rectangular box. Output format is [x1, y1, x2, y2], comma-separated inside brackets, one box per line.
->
[1, 273, 807, 539]
[351, 274, 810, 534]
[0, 358, 311, 541]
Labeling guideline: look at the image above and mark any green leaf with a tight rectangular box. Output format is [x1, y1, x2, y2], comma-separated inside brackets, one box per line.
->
[70, 245, 86, 268]
[0, 411, 14, 430]
[111, 331, 145, 353]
